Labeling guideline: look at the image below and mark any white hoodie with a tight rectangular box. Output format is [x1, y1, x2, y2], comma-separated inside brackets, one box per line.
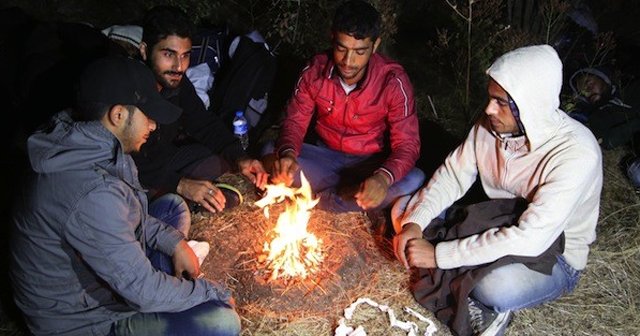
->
[401, 45, 602, 271]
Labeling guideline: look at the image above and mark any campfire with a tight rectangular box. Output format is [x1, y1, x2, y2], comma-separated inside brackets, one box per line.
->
[255, 172, 324, 281]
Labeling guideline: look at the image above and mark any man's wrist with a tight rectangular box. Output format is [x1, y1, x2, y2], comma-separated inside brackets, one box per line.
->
[374, 170, 392, 187]
[374, 168, 394, 185]
[277, 148, 297, 160]
[235, 156, 252, 167]
[176, 178, 185, 195]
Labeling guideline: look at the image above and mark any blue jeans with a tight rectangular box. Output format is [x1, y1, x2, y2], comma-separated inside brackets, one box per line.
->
[146, 193, 192, 274]
[111, 193, 241, 336]
[472, 255, 581, 313]
[626, 156, 640, 189]
[111, 300, 241, 336]
[263, 142, 425, 212]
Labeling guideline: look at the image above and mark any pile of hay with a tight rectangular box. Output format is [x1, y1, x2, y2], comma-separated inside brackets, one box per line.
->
[193, 148, 640, 336]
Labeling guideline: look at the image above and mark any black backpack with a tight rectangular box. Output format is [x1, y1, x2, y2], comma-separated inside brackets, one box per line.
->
[215, 36, 277, 146]
[188, 27, 277, 152]
[189, 25, 232, 78]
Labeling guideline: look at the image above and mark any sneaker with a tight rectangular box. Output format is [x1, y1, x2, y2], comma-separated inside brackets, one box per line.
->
[468, 298, 512, 336]
[619, 154, 637, 177]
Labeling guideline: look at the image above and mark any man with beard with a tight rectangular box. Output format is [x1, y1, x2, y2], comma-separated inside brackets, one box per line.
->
[10, 56, 241, 336]
[135, 6, 267, 213]
[265, 0, 424, 213]
[393, 45, 602, 336]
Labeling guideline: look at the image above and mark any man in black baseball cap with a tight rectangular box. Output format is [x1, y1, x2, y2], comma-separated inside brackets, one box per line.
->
[10, 55, 241, 336]
[76, 55, 182, 125]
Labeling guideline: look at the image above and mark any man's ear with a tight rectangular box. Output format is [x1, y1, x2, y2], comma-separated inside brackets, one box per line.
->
[139, 42, 148, 61]
[372, 37, 381, 53]
[105, 105, 127, 128]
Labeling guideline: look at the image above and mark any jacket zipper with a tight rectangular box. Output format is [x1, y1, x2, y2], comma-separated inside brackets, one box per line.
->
[340, 95, 350, 152]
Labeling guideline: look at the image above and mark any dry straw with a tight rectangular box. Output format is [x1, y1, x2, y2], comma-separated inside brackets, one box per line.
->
[193, 147, 639, 335]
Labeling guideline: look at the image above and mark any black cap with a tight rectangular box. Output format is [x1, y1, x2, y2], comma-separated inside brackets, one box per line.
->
[76, 56, 182, 124]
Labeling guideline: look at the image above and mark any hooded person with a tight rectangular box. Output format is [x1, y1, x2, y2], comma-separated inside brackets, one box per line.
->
[10, 55, 241, 336]
[392, 45, 602, 336]
[567, 65, 640, 149]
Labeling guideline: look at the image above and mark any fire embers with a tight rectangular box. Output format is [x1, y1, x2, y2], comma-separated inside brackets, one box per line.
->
[254, 172, 324, 281]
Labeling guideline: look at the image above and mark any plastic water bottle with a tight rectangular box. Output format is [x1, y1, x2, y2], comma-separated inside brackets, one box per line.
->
[233, 110, 249, 151]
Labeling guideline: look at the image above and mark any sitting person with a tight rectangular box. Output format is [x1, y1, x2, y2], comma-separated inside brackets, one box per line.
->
[10, 56, 240, 336]
[133, 5, 267, 213]
[567, 65, 640, 149]
[265, 0, 425, 212]
[393, 45, 602, 336]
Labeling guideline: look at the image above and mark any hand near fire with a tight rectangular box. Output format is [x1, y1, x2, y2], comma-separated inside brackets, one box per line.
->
[270, 152, 299, 186]
[173, 240, 201, 280]
[177, 177, 226, 213]
[393, 222, 437, 269]
[238, 158, 269, 189]
[355, 172, 391, 210]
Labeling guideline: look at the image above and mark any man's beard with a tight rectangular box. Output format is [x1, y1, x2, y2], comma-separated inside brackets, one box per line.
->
[158, 71, 183, 89]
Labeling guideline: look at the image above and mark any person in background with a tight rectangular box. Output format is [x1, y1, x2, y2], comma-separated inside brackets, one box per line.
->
[393, 45, 602, 336]
[10, 56, 241, 336]
[134, 5, 267, 213]
[265, 0, 424, 213]
[567, 66, 640, 150]
[568, 66, 640, 193]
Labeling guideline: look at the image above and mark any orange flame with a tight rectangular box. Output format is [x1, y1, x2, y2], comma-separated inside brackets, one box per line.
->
[255, 172, 323, 281]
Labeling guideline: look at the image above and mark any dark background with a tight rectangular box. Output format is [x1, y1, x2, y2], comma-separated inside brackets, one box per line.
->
[1, 0, 639, 334]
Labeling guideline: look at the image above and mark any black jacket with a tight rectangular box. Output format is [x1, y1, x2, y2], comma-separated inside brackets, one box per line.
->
[133, 78, 246, 195]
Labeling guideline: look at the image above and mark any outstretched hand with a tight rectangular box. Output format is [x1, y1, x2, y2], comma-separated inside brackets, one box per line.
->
[270, 153, 298, 187]
[355, 172, 391, 210]
[177, 178, 226, 213]
[238, 159, 268, 189]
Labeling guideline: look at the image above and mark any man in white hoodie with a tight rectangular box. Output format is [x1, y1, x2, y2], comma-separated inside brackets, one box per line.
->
[393, 45, 602, 336]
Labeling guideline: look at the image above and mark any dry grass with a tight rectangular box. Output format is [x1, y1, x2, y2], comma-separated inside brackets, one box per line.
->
[191, 174, 449, 336]
[192, 148, 640, 336]
[506, 147, 640, 336]
[1, 149, 637, 336]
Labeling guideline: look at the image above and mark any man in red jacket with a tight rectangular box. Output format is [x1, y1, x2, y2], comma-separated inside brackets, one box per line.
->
[266, 0, 424, 212]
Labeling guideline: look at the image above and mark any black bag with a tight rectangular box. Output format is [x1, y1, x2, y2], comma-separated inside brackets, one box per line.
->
[189, 25, 232, 77]
[208, 33, 277, 150]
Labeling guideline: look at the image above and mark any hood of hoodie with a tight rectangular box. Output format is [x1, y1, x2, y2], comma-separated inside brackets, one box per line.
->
[486, 44, 564, 151]
[28, 111, 122, 176]
[569, 66, 615, 97]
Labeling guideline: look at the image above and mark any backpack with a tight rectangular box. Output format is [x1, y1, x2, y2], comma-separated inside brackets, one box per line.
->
[189, 25, 231, 77]
[208, 32, 277, 150]
[187, 27, 277, 152]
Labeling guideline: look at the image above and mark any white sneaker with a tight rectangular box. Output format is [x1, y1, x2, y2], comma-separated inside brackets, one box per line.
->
[187, 240, 210, 266]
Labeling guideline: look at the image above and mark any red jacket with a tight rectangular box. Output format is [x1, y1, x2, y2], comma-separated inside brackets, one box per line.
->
[277, 52, 420, 183]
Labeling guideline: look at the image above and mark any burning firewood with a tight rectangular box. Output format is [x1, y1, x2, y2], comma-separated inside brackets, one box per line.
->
[254, 172, 324, 282]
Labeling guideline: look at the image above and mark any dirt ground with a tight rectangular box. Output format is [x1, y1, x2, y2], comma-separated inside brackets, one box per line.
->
[188, 174, 445, 335]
